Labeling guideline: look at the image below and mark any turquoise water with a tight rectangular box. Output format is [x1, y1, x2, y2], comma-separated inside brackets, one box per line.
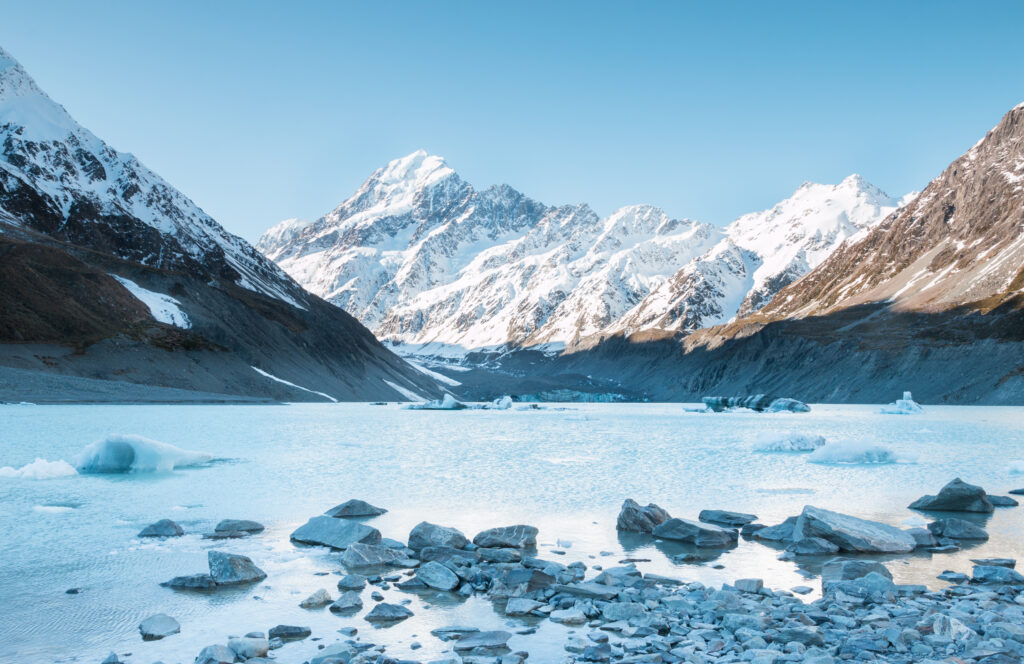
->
[1, 403, 1022, 663]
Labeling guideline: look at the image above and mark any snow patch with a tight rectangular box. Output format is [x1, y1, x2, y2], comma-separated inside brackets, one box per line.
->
[251, 366, 338, 402]
[383, 379, 426, 402]
[75, 434, 212, 473]
[111, 276, 190, 328]
[0, 458, 78, 479]
[406, 360, 462, 386]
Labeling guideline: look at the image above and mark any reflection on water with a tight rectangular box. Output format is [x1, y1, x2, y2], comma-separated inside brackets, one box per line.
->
[0, 402, 1022, 662]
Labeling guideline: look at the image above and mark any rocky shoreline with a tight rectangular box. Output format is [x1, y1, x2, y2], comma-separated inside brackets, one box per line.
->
[103, 480, 1023, 664]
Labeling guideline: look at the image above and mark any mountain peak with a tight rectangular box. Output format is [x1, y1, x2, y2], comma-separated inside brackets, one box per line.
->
[375, 150, 454, 188]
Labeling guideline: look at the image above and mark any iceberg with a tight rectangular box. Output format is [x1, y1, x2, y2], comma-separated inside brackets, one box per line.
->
[702, 395, 810, 413]
[807, 440, 900, 465]
[0, 458, 78, 480]
[75, 435, 213, 473]
[880, 391, 924, 414]
[403, 394, 468, 410]
[753, 432, 826, 452]
[483, 395, 513, 410]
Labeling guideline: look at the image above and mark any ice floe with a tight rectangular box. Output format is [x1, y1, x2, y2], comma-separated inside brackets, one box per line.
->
[807, 440, 902, 465]
[880, 391, 924, 414]
[75, 434, 212, 473]
[0, 458, 78, 479]
[753, 432, 827, 452]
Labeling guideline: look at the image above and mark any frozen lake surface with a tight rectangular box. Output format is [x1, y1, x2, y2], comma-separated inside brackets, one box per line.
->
[1, 402, 1022, 663]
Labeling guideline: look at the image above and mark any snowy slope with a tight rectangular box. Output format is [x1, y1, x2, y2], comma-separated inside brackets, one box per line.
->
[261, 155, 900, 354]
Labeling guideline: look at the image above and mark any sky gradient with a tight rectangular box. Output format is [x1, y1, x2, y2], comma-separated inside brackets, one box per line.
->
[2, 1, 1023, 242]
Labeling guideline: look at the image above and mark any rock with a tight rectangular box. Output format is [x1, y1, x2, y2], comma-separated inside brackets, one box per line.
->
[310, 644, 357, 664]
[776, 626, 825, 646]
[416, 560, 460, 590]
[602, 602, 648, 620]
[138, 613, 180, 640]
[290, 516, 382, 549]
[906, 527, 938, 548]
[324, 499, 387, 518]
[550, 607, 588, 624]
[214, 519, 264, 533]
[473, 525, 539, 549]
[160, 573, 215, 590]
[1009, 488, 1024, 495]
[337, 574, 367, 590]
[268, 625, 310, 641]
[822, 560, 892, 587]
[340, 542, 403, 568]
[138, 519, 183, 538]
[699, 509, 757, 527]
[937, 571, 970, 583]
[909, 477, 994, 513]
[228, 636, 269, 659]
[734, 578, 764, 593]
[501, 568, 556, 592]
[364, 602, 413, 622]
[973, 565, 1024, 584]
[299, 588, 332, 608]
[652, 518, 738, 547]
[786, 537, 840, 555]
[408, 521, 468, 550]
[478, 547, 522, 563]
[553, 582, 619, 600]
[792, 506, 916, 553]
[420, 545, 478, 564]
[453, 630, 512, 652]
[971, 557, 1015, 568]
[616, 498, 671, 532]
[101, 653, 120, 664]
[751, 516, 798, 542]
[504, 598, 541, 615]
[329, 591, 363, 612]
[207, 551, 266, 585]
[988, 495, 1019, 507]
[195, 644, 235, 664]
[927, 518, 989, 540]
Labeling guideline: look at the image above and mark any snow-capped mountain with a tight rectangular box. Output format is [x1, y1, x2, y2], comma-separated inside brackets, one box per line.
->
[0, 46, 440, 401]
[260, 152, 899, 354]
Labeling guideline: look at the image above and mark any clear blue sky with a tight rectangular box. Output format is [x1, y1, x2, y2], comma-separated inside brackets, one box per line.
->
[2, 1, 1022, 242]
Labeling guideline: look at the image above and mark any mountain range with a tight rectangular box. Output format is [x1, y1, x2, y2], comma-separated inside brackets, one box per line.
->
[0, 46, 441, 403]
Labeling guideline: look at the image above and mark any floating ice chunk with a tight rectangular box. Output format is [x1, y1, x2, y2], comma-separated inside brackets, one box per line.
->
[880, 391, 924, 414]
[702, 395, 810, 413]
[1009, 460, 1024, 474]
[0, 458, 78, 479]
[483, 395, 513, 410]
[75, 435, 212, 473]
[753, 432, 826, 452]
[807, 440, 901, 465]
[403, 394, 468, 410]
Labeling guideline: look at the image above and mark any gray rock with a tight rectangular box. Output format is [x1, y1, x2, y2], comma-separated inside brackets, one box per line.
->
[329, 591, 363, 613]
[416, 560, 460, 590]
[751, 516, 798, 542]
[194, 644, 235, 664]
[268, 625, 310, 641]
[160, 573, 215, 590]
[214, 519, 264, 533]
[299, 588, 332, 608]
[776, 626, 825, 646]
[652, 518, 738, 547]
[473, 525, 539, 549]
[340, 542, 403, 568]
[408, 521, 467, 550]
[138, 519, 183, 538]
[792, 505, 916, 552]
[937, 571, 970, 583]
[906, 527, 938, 548]
[336, 574, 367, 590]
[973, 565, 1024, 584]
[988, 495, 1019, 507]
[927, 518, 989, 540]
[822, 560, 892, 587]
[364, 602, 413, 622]
[504, 598, 542, 615]
[616, 498, 671, 533]
[453, 630, 512, 652]
[138, 613, 180, 640]
[602, 601, 648, 620]
[734, 578, 764, 593]
[786, 537, 840, 555]
[324, 499, 387, 518]
[971, 557, 1015, 567]
[419, 545, 478, 564]
[290, 516, 382, 549]
[478, 547, 522, 563]
[310, 644, 357, 664]
[909, 477, 994, 513]
[699, 509, 757, 527]
[207, 550, 266, 585]
[228, 636, 269, 659]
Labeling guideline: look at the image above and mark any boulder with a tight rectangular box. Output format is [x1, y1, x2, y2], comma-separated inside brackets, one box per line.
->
[453, 630, 512, 652]
[792, 506, 916, 553]
[416, 560, 460, 591]
[733, 578, 764, 593]
[751, 516, 798, 542]
[909, 478, 994, 513]
[208, 551, 266, 585]
[988, 495, 1019, 507]
[160, 574, 215, 590]
[228, 636, 269, 659]
[550, 607, 588, 624]
[329, 591, 363, 613]
[268, 625, 310, 641]
[324, 499, 387, 518]
[138, 613, 180, 640]
[419, 546, 478, 564]
[478, 547, 522, 563]
[138, 519, 183, 538]
[786, 537, 840, 555]
[214, 519, 264, 534]
[699, 509, 757, 528]
[504, 598, 542, 615]
[906, 527, 938, 548]
[299, 588, 332, 608]
[408, 521, 467, 551]
[652, 518, 738, 547]
[290, 516, 381, 549]
[364, 603, 413, 622]
[195, 645, 235, 664]
[973, 565, 1024, 584]
[340, 542, 403, 568]
[473, 525, 539, 549]
[927, 518, 989, 541]
[336, 574, 367, 590]
[776, 626, 825, 647]
[822, 560, 892, 588]
[971, 557, 1015, 568]
[616, 499, 671, 533]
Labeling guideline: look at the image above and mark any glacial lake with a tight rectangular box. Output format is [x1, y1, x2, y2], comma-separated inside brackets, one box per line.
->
[1, 402, 1022, 663]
